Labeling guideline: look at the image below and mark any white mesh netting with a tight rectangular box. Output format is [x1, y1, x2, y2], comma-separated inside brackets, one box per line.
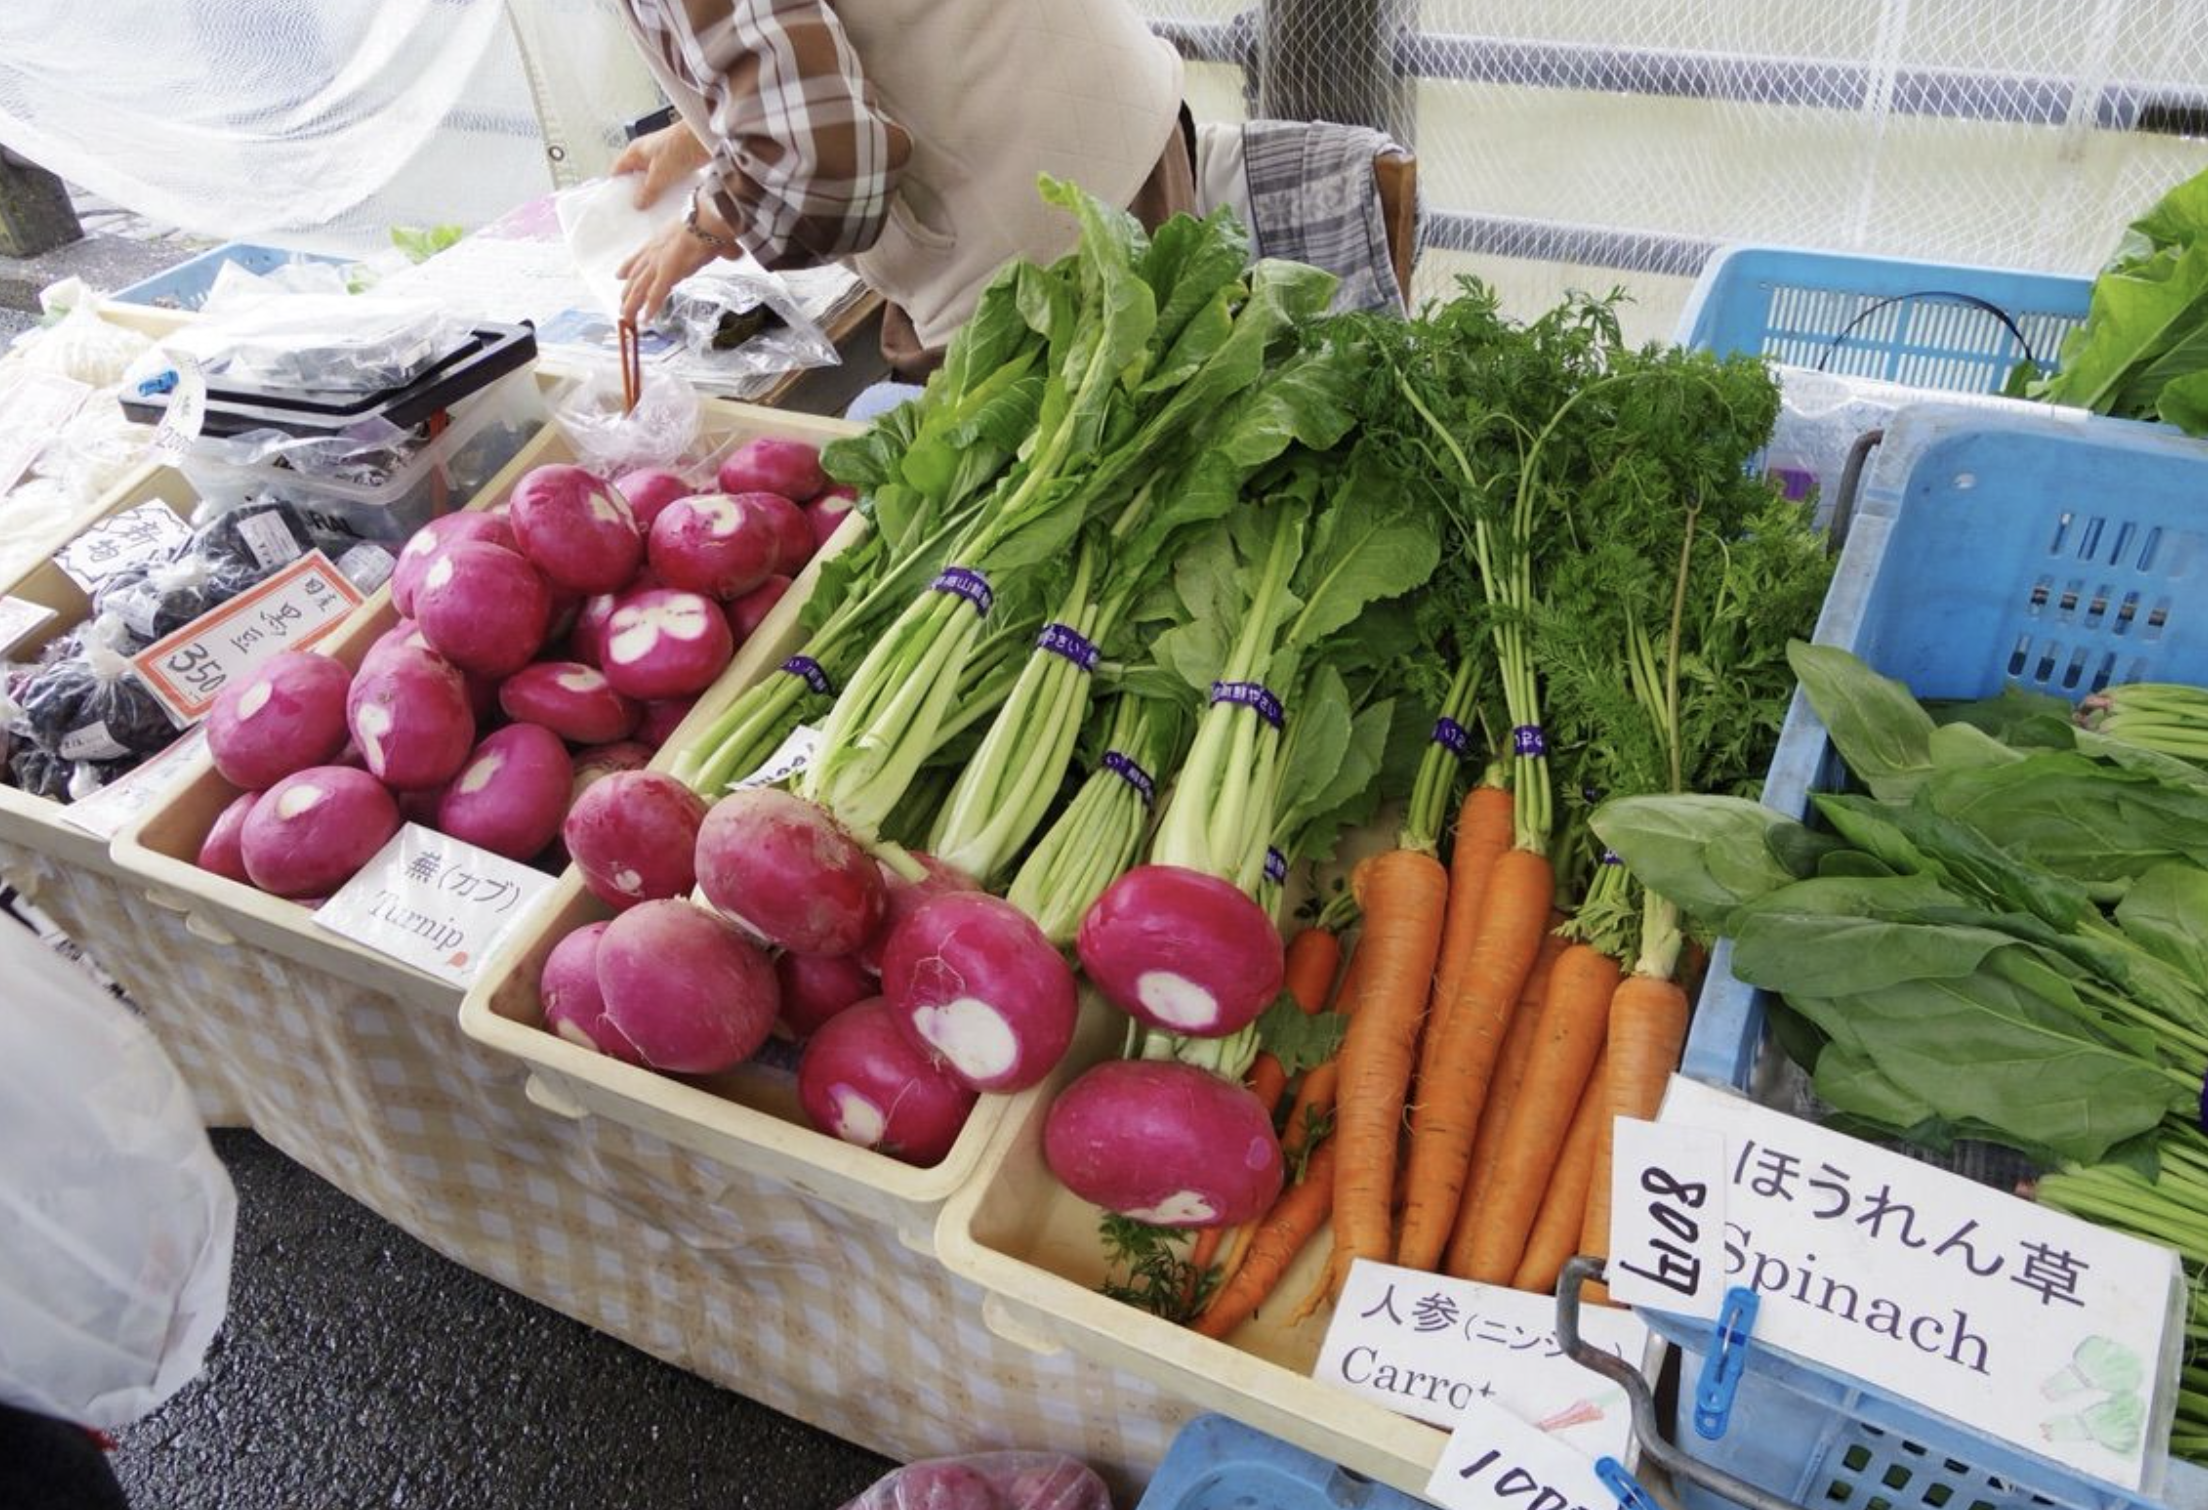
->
[0, 0, 659, 255]
[1157, 0, 2208, 341]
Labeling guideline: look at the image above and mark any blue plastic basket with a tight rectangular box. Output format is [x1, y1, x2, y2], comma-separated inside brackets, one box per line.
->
[1676, 246, 2093, 395]
[1662, 402, 2208, 1510]
[111, 242, 351, 311]
[1135, 1415, 1432, 1510]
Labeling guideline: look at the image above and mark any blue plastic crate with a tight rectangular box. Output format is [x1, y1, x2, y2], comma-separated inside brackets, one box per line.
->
[1136, 1415, 1433, 1510]
[1664, 402, 2208, 1510]
[112, 242, 351, 311]
[1676, 246, 2092, 395]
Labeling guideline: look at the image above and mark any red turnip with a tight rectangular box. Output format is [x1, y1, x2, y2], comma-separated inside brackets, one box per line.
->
[807, 486, 856, 553]
[755, 492, 814, 575]
[882, 892, 1075, 1092]
[647, 493, 783, 600]
[197, 789, 258, 884]
[596, 899, 777, 1073]
[774, 950, 876, 1039]
[206, 650, 352, 791]
[694, 788, 884, 955]
[240, 766, 401, 900]
[612, 467, 692, 529]
[856, 853, 979, 974]
[635, 696, 695, 749]
[562, 769, 707, 911]
[390, 512, 515, 618]
[346, 644, 475, 791]
[1076, 865, 1284, 1037]
[599, 588, 734, 700]
[718, 436, 824, 503]
[539, 922, 644, 1066]
[432, 723, 572, 861]
[797, 998, 976, 1165]
[499, 662, 641, 745]
[725, 575, 791, 643]
[1044, 1060, 1283, 1227]
[414, 541, 552, 678]
[508, 463, 643, 594]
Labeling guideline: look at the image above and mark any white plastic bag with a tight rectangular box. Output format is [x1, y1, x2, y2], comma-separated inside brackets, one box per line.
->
[547, 363, 702, 477]
[0, 919, 236, 1429]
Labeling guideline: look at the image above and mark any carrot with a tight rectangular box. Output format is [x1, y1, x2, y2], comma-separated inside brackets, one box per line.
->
[1247, 926, 1345, 1115]
[1394, 847, 1555, 1270]
[1313, 849, 1449, 1301]
[1280, 943, 1367, 1158]
[1452, 941, 1622, 1284]
[1510, 1044, 1610, 1294]
[1442, 924, 1567, 1275]
[1196, 1139, 1339, 1339]
[1413, 783, 1515, 1101]
[1580, 974, 1691, 1280]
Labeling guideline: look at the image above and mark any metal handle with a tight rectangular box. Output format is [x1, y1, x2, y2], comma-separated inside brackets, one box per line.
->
[1556, 1257, 1809, 1510]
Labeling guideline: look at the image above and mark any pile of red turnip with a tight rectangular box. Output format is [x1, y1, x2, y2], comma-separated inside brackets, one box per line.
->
[193, 436, 850, 906]
[540, 784, 1080, 1168]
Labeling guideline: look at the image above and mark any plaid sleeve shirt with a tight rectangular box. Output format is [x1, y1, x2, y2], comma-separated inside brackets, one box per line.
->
[625, 0, 912, 271]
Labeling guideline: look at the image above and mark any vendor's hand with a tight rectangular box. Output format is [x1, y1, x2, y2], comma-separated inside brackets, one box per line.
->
[619, 214, 723, 327]
[611, 122, 711, 210]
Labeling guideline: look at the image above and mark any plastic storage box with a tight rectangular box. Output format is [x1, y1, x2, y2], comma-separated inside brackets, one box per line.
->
[177, 366, 546, 545]
[1135, 1415, 1431, 1510]
[111, 243, 353, 312]
[1662, 401, 2208, 1510]
[1676, 246, 2092, 395]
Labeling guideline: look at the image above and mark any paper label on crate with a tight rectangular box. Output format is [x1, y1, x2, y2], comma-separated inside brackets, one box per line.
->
[144, 354, 207, 467]
[1603, 1117, 1728, 1320]
[335, 541, 396, 593]
[0, 594, 55, 655]
[60, 728, 208, 841]
[732, 722, 823, 790]
[128, 551, 364, 723]
[233, 508, 308, 573]
[1657, 1076, 2179, 1492]
[53, 503, 193, 591]
[314, 825, 559, 987]
[1317, 1261, 1647, 1458]
[0, 368, 91, 496]
[1426, 1395, 1617, 1510]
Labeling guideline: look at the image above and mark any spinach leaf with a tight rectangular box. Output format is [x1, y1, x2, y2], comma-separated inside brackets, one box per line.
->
[1787, 641, 1936, 800]
[1589, 793, 1815, 924]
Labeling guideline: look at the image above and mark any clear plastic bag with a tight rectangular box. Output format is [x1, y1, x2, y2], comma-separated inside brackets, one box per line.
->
[10, 291, 154, 389]
[7, 613, 179, 798]
[0, 916, 236, 1429]
[837, 1453, 1113, 1510]
[547, 363, 702, 477]
[165, 292, 462, 395]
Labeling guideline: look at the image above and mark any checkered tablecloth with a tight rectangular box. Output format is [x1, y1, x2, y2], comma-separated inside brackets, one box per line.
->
[1, 843, 1195, 1494]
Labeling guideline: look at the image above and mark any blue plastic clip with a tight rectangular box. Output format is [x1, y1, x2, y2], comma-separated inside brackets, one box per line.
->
[136, 369, 180, 397]
[1595, 1456, 1662, 1510]
[1692, 1285, 1760, 1440]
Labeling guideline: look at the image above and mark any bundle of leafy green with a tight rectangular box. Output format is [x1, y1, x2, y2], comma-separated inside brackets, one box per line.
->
[2026, 164, 2208, 433]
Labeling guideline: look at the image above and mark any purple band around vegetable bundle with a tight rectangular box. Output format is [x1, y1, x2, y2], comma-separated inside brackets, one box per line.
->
[930, 565, 993, 616]
[1101, 750, 1155, 806]
[1600, 849, 1625, 866]
[1512, 724, 1548, 757]
[1264, 847, 1288, 885]
[1210, 680, 1285, 729]
[1036, 622, 1099, 672]
[781, 656, 833, 696]
[1432, 716, 1473, 757]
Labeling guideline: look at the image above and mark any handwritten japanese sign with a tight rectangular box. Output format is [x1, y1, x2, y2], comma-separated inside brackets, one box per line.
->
[1317, 1261, 1648, 1458]
[1426, 1395, 1618, 1510]
[0, 368, 90, 496]
[733, 722, 822, 790]
[128, 552, 364, 723]
[1658, 1076, 2181, 1493]
[53, 503, 193, 592]
[314, 825, 558, 987]
[1604, 1117, 1728, 1319]
[0, 595, 55, 656]
[144, 354, 208, 468]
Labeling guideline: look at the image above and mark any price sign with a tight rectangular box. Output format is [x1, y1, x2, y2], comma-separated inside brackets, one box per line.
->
[1317, 1260, 1647, 1459]
[314, 825, 559, 987]
[1427, 1396, 1619, 1510]
[1603, 1117, 1728, 1319]
[128, 552, 364, 723]
[0, 369, 91, 496]
[1658, 1077, 2182, 1493]
[143, 354, 208, 468]
[60, 729, 208, 841]
[53, 503, 193, 592]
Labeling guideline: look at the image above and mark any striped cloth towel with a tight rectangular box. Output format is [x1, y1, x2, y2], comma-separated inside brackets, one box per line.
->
[1237, 119, 1415, 314]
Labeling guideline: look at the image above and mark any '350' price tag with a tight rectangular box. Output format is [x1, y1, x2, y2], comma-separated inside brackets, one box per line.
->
[129, 552, 364, 723]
